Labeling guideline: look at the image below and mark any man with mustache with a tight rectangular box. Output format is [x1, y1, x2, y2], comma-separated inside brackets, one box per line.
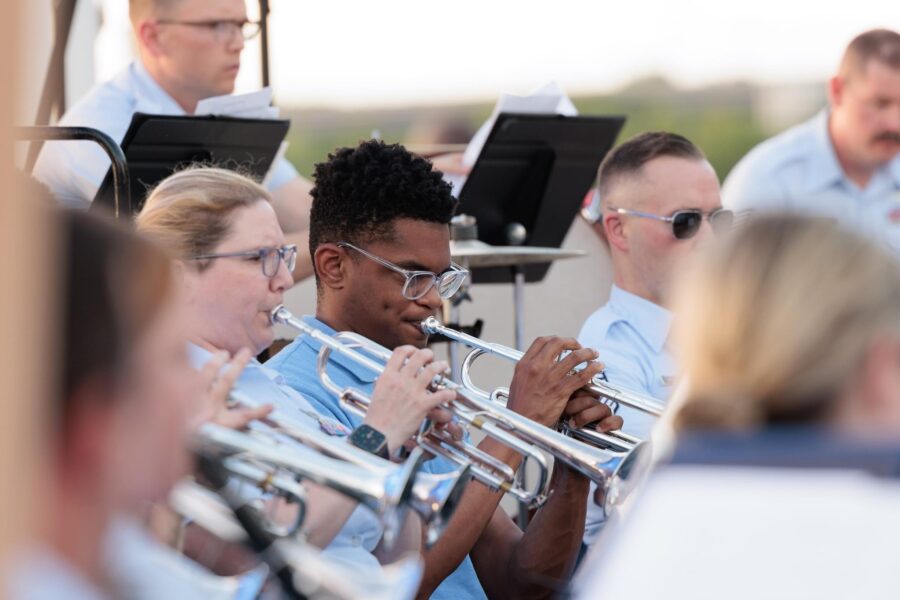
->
[723, 29, 900, 251]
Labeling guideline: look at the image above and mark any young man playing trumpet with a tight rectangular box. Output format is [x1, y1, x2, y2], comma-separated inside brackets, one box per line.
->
[268, 139, 623, 599]
[136, 167, 457, 576]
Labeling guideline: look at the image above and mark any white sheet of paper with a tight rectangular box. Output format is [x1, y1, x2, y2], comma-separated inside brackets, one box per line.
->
[461, 81, 578, 168]
[194, 88, 286, 182]
[194, 88, 277, 119]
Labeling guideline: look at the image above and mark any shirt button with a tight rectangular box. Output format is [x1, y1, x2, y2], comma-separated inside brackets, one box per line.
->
[351, 535, 362, 547]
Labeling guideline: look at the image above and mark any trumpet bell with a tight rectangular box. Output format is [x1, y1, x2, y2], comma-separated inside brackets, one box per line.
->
[170, 479, 425, 600]
[599, 439, 653, 518]
[413, 464, 472, 548]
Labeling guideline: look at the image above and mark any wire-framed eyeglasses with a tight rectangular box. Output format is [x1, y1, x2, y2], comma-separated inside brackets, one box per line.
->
[156, 19, 262, 42]
[189, 244, 298, 278]
[338, 242, 469, 300]
[607, 206, 734, 239]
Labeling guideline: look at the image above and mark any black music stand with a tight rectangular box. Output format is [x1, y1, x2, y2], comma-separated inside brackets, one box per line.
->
[455, 113, 624, 529]
[457, 112, 625, 283]
[93, 112, 290, 214]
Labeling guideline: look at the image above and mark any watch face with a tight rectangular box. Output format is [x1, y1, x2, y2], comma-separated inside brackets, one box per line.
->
[352, 425, 387, 456]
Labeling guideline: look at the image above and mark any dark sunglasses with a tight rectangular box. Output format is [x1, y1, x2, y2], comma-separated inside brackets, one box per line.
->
[608, 207, 734, 240]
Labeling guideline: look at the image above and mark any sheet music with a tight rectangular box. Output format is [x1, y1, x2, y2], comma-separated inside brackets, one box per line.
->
[195, 88, 279, 119]
[195, 88, 285, 180]
[462, 81, 578, 167]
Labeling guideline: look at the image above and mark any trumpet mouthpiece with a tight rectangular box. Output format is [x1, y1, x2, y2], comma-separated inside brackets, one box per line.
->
[270, 304, 289, 325]
[420, 316, 442, 334]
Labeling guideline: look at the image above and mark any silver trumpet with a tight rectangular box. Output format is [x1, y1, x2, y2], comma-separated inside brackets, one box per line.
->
[272, 305, 647, 516]
[170, 479, 424, 600]
[271, 305, 552, 508]
[421, 316, 662, 452]
[194, 422, 423, 548]
[228, 389, 470, 548]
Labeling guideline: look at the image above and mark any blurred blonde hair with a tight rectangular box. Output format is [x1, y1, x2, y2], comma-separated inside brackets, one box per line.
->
[672, 215, 900, 431]
[129, 0, 185, 22]
[135, 166, 270, 263]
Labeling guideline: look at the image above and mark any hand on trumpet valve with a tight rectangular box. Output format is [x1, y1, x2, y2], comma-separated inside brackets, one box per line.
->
[192, 348, 273, 430]
[365, 345, 457, 454]
[507, 336, 606, 428]
[563, 389, 623, 432]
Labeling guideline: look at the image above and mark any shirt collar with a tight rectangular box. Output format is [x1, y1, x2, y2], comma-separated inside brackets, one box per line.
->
[889, 152, 900, 188]
[804, 109, 848, 193]
[296, 316, 380, 384]
[130, 60, 188, 115]
[607, 285, 673, 353]
[186, 341, 282, 386]
[672, 427, 900, 478]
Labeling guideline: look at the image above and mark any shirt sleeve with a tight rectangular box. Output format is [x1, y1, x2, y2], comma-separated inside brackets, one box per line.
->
[721, 148, 791, 214]
[265, 156, 300, 191]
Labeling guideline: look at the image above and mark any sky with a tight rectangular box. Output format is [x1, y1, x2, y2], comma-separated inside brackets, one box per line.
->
[83, 0, 900, 109]
[247, 0, 897, 108]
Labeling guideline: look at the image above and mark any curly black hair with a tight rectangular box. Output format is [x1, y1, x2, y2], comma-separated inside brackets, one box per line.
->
[309, 139, 458, 279]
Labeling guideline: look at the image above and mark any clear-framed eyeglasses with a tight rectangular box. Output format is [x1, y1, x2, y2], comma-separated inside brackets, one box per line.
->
[189, 244, 298, 278]
[338, 242, 469, 300]
[156, 19, 262, 42]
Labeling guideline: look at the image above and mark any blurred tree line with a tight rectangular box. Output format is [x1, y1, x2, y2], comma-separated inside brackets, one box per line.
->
[280, 76, 823, 183]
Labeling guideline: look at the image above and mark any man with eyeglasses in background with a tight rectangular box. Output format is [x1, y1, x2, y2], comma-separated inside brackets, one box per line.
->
[34, 0, 316, 279]
[267, 139, 626, 599]
[576, 131, 731, 555]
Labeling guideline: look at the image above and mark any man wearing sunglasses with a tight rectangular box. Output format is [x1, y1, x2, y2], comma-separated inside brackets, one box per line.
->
[577, 131, 728, 551]
[268, 139, 624, 599]
[34, 0, 315, 279]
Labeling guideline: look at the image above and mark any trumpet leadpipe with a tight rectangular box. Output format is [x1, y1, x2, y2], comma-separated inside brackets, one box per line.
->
[421, 316, 666, 417]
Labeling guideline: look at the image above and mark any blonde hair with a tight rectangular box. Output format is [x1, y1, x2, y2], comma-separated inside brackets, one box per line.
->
[129, 0, 183, 22]
[672, 216, 900, 431]
[135, 167, 271, 263]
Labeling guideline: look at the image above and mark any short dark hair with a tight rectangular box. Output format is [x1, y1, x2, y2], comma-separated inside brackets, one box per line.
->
[60, 209, 173, 434]
[308, 139, 458, 285]
[839, 29, 900, 80]
[597, 131, 706, 201]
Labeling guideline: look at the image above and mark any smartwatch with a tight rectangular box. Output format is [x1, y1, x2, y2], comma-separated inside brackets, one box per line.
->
[349, 424, 390, 459]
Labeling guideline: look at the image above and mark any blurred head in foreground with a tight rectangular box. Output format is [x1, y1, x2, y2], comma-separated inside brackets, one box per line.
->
[45, 209, 193, 586]
[672, 215, 900, 437]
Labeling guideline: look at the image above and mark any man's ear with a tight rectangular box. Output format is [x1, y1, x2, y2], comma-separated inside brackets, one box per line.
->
[59, 373, 117, 480]
[314, 243, 347, 291]
[603, 211, 629, 253]
[828, 75, 845, 109]
[855, 338, 900, 419]
[136, 20, 164, 58]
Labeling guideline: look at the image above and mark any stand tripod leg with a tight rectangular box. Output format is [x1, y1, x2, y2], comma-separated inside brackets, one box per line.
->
[512, 266, 530, 529]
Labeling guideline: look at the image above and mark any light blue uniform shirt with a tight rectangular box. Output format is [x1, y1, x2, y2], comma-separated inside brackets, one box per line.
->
[577, 285, 676, 544]
[6, 547, 111, 600]
[267, 316, 488, 600]
[188, 344, 386, 574]
[33, 60, 298, 209]
[722, 109, 900, 253]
